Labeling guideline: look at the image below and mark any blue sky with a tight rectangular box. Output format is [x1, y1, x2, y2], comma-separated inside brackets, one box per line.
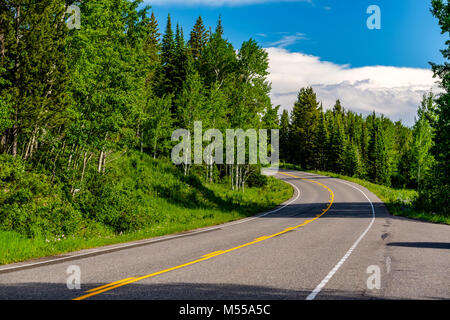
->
[144, 0, 446, 125]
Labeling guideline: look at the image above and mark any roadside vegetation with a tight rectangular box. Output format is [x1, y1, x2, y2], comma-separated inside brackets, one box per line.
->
[0, 1, 290, 265]
[0, 152, 292, 265]
[278, 0, 449, 221]
[0, 0, 448, 264]
[281, 163, 450, 225]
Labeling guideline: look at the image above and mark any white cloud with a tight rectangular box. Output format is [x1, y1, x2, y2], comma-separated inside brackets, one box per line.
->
[267, 47, 442, 126]
[269, 33, 307, 48]
[146, 0, 312, 7]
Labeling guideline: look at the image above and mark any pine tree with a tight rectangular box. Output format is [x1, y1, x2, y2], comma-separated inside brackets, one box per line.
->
[279, 110, 290, 163]
[344, 142, 360, 177]
[142, 12, 161, 88]
[328, 110, 346, 173]
[188, 16, 208, 61]
[368, 119, 390, 186]
[158, 14, 177, 97]
[313, 111, 329, 170]
[0, 0, 70, 159]
[360, 120, 370, 177]
[215, 15, 224, 38]
[290, 87, 320, 169]
[173, 24, 188, 96]
[143, 12, 161, 61]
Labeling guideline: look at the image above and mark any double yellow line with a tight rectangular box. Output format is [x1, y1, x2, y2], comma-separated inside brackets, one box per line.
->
[73, 172, 334, 300]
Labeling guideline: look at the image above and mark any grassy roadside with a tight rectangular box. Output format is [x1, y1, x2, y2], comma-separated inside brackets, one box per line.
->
[280, 163, 450, 225]
[0, 169, 293, 265]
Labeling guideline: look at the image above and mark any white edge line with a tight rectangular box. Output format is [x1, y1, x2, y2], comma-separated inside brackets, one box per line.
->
[306, 178, 376, 300]
[0, 176, 301, 272]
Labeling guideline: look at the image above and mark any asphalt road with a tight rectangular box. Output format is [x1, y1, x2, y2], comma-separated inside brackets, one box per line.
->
[0, 170, 448, 300]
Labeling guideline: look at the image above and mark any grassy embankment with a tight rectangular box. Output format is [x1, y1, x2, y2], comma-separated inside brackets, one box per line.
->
[280, 163, 450, 225]
[0, 153, 293, 265]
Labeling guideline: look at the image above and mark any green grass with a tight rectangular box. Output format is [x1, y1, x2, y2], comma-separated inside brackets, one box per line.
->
[280, 163, 450, 225]
[0, 157, 293, 265]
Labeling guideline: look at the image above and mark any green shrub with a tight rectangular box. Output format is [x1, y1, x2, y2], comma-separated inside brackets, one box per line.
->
[247, 169, 268, 188]
[0, 154, 83, 238]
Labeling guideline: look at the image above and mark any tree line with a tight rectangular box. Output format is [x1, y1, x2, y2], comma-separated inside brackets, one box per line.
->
[0, 0, 277, 193]
[279, 0, 449, 216]
[0, 0, 447, 216]
[280, 88, 437, 191]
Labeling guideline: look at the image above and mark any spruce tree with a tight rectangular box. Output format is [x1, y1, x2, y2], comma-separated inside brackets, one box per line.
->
[188, 16, 208, 61]
[0, 0, 70, 158]
[368, 119, 390, 186]
[328, 110, 346, 173]
[173, 24, 188, 96]
[290, 87, 320, 169]
[313, 111, 329, 170]
[279, 110, 290, 163]
[159, 14, 177, 97]
[142, 11, 161, 87]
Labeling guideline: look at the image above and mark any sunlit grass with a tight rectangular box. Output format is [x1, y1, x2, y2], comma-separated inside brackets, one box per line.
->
[0, 176, 293, 265]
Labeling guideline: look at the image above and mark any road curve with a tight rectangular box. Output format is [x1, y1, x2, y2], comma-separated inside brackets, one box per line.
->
[0, 170, 448, 300]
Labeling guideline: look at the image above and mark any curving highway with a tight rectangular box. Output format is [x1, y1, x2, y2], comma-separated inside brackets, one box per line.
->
[0, 170, 449, 300]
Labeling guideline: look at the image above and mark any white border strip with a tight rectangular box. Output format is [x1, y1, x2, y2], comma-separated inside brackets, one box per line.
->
[306, 179, 376, 300]
[0, 177, 301, 273]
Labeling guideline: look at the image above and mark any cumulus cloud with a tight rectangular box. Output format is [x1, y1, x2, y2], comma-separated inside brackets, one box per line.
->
[267, 47, 442, 126]
[146, 0, 312, 7]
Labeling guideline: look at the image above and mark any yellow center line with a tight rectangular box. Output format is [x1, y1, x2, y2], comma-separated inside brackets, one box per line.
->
[73, 172, 334, 301]
[202, 250, 225, 258]
[86, 277, 136, 293]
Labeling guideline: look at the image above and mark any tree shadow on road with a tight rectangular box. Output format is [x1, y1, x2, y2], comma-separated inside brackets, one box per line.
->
[0, 281, 384, 300]
[386, 242, 450, 250]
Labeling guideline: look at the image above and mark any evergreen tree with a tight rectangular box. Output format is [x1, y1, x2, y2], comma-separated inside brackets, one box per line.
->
[173, 24, 189, 96]
[328, 109, 346, 173]
[290, 87, 320, 168]
[158, 14, 177, 97]
[0, 0, 70, 158]
[359, 121, 370, 177]
[368, 120, 390, 185]
[344, 142, 360, 177]
[313, 111, 329, 170]
[188, 16, 208, 61]
[279, 110, 290, 163]
[142, 11, 161, 88]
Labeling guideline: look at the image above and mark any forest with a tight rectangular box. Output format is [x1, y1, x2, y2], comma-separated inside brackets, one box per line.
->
[280, 90, 437, 192]
[0, 0, 290, 261]
[278, 0, 449, 218]
[0, 0, 448, 262]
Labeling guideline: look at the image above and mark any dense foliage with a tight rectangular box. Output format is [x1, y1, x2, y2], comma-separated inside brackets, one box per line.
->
[278, 1, 449, 217]
[0, 0, 448, 250]
[0, 0, 279, 239]
[280, 90, 438, 190]
[422, 0, 450, 215]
